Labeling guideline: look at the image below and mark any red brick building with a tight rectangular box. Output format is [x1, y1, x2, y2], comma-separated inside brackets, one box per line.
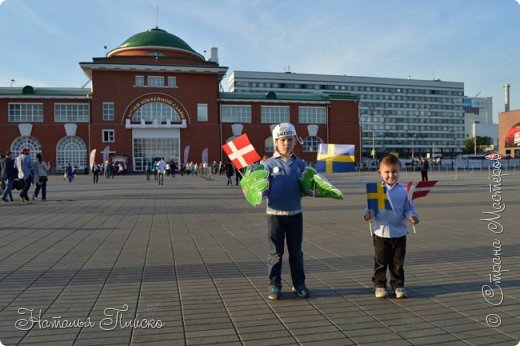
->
[0, 27, 359, 172]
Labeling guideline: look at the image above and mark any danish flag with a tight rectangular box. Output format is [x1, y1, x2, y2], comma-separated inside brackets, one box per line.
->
[405, 180, 438, 200]
[222, 134, 261, 170]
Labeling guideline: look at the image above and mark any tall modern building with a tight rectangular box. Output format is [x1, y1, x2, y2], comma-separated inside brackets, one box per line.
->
[229, 71, 466, 158]
[463, 96, 498, 149]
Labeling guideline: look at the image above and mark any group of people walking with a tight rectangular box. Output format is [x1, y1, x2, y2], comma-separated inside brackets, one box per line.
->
[1, 148, 49, 203]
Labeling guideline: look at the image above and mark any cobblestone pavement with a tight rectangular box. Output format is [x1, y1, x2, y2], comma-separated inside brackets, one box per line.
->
[0, 168, 518, 345]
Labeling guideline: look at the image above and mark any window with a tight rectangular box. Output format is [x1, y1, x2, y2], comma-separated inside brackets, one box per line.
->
[10, 136, 42, 160]
[102, 129, 115, 143]
[197, 104, 208, 122]
[54, 103, 90, 122]
[56, 136, 87, 172]
[302, 136, 323, 152]
[103, 102, 115, 121]
[8, 103, 43, 122]
[264, 137, 274, 153]
[132, 102, 182, 122]
[135, 76, 145, 86]
[167, 76, 177, 87]
[220, 105, 252, 123]
[298, 106, 326, 124]
[261, 106, 289, 124]
[133, 138, 180, 171]
[147, 76, 164, 87]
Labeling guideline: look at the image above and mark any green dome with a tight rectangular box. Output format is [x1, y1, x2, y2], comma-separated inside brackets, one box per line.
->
[108, 27, 204, 60]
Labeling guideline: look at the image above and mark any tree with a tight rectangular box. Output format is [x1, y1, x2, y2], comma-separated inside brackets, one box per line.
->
[463, 136, 492, 154]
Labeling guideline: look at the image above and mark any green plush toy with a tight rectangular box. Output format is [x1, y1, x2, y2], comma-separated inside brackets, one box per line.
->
[239, 165, 269, 206]
[300, 167, 343, 200]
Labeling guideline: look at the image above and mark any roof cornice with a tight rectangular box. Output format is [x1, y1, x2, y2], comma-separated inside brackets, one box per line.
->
[80, 62, 227, 74]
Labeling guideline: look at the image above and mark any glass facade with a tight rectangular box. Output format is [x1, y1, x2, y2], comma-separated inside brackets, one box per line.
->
[230, 72, 465, 157]
[133, 138, 180, 171]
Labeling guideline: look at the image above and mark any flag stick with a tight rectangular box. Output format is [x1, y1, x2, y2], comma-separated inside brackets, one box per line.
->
[412, 225, 416, 234]
[368, 221, 373, 237]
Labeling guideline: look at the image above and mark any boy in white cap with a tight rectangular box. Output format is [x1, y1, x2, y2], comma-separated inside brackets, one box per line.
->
[262, 123, 310, 300]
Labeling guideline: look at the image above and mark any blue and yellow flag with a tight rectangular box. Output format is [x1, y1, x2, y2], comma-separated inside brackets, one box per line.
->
[316, 144, 355, 173]
[366, 183, 392, 214]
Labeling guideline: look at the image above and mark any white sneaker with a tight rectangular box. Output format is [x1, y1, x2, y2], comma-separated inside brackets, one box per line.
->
[394, 287, 408, 298]
[375, 287, 387, 298]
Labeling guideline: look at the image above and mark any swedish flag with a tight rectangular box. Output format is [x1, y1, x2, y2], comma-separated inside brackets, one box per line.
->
[316, 144, 355, 173]
[366, 183, 392, 214]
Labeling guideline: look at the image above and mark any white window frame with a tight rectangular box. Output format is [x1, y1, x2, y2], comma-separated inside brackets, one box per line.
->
[147, 76, 164, 87]
[8, 103, 44, 122]
[167, 76, 177, 87]
[220, 105, 252, 123]
[298, 106, 327, 124]
[135, 76, 145, 86]
[54, 103, 90, 123]
[102, 129, 115, 143]
[197, 103, 208, 122]
[103, 102, 115, 121]
[261, 105, 290, 124]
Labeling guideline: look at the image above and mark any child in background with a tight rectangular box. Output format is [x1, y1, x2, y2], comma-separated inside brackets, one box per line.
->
[364, 154, 419, 299]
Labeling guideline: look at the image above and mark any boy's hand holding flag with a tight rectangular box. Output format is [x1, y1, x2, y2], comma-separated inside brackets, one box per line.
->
[221, 134, 261, 170]
[364, 182, 393, 235]
[405, 180, 438, 201]
[365, 182, 392, 217]
[222, 134, 268, 206]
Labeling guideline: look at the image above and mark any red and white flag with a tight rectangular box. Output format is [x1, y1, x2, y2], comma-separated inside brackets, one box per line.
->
[222, 134, 261, 170]
[405, 180, 438, 200]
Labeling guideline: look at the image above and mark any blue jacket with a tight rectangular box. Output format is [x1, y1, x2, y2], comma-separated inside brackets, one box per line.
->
[263, 153, 306, 215]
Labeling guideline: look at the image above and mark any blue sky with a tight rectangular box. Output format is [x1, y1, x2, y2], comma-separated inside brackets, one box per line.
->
[1, 0, 519, 121]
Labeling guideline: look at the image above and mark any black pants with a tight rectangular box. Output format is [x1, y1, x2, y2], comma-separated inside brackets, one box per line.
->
[34, 180, 47, 200]
[421, 170, 428, 182]
[372, 235, 406, 289]
[267, 213, 305, 289]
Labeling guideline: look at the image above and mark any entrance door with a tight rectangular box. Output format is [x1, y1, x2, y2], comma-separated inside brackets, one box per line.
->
[132, 129, 180, 171]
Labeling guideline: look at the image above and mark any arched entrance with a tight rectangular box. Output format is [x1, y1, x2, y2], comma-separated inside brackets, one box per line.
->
[124, 94, 189, 171]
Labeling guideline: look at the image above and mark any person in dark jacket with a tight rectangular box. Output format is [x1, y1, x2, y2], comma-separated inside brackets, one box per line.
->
[225, 161, 234, 186]
[2, 151, 17, 202]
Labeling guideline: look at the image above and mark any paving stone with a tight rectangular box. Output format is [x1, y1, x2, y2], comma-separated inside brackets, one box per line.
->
[0, 172, 518, 345]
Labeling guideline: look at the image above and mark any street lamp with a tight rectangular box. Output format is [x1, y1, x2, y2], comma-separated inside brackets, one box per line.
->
[472, 121, 480, 155]
[411, 133, 417, 158]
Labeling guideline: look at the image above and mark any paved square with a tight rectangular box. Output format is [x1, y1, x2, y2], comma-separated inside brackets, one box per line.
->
[0, 168, 518, 345]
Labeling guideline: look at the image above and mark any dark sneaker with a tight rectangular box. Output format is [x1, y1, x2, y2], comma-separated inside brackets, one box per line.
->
[292, 285, 310, 298]
[268, 287, 282, 300]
